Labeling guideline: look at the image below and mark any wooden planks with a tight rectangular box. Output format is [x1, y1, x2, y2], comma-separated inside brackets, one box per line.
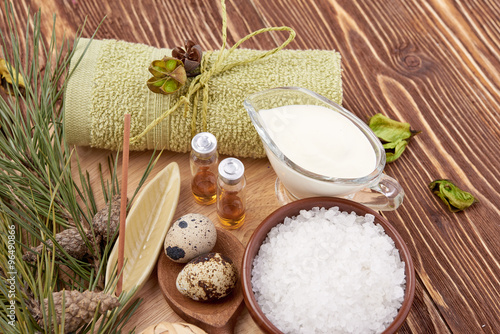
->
[2, 0, 499, 333]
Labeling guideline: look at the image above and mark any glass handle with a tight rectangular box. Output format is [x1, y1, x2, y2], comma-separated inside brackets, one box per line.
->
[350, 174, 405, 211]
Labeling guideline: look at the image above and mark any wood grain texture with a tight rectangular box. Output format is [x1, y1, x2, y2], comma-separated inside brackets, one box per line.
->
[2, 0, 499, 333]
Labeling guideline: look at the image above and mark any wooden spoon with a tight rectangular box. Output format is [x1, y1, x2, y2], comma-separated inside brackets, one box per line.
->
[157, 227, 245, 334]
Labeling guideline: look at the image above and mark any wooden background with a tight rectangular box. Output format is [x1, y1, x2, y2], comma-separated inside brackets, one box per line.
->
[2, 0, 500, 333]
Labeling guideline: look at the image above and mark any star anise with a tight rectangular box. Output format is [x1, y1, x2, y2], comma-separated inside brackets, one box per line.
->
[172, 40, 202, 77]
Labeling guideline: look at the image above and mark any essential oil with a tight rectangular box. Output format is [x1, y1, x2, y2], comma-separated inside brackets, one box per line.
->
[190, 132, 218, 205]
[217, 158, 246, 229]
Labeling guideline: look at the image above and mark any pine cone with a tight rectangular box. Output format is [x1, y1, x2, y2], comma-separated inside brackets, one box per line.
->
[36, 290, 120, 333]
[23, 196, 124, 262]
[22, 228, 99, 262]
[92, 195, 124, 243]
[172, 40, 202, 76]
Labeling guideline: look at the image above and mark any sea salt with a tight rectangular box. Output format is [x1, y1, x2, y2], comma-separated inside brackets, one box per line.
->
[251, 207, 406, 334]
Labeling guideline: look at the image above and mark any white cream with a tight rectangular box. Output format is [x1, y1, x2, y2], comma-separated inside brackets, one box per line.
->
[259, 105, 376, 179]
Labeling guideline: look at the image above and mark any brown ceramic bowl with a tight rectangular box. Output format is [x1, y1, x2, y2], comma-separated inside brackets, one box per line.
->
[242, 197, 415, 334]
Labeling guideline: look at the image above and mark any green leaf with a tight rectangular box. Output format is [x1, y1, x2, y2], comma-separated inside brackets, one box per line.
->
[369, 113, 420, 163]
[383, 139, 409, 163]
[369, 113, 412, 142]
[429, 179, 477, 212]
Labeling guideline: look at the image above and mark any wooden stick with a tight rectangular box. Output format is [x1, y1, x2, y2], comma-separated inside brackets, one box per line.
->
[116, 114, 131, 296]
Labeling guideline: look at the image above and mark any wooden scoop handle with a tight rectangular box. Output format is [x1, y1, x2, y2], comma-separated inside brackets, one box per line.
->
[209, 324, 234, 334]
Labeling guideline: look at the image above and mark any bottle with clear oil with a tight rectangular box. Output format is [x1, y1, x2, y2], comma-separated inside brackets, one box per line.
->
[190, 132, 218, 205]
[217, 158, 246, 229]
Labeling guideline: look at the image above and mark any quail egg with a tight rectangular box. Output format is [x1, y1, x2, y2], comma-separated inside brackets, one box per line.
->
[164, 213, 217, 263]
[176, 252, 238, 301]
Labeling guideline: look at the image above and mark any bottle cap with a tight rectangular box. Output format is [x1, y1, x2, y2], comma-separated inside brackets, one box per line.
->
[191, 132, 217, 157]
[218, 158, 245, 185]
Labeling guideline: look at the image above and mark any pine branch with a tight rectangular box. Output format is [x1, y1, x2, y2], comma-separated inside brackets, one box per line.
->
[0, 2, 158, 333]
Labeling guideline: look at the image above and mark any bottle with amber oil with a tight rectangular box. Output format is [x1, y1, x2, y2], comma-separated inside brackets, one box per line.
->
[217, 158, 246, 229]
[190, 132, 218, 205]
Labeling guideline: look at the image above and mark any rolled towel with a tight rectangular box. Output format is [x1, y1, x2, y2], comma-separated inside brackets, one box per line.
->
[64, 38, 342, 158]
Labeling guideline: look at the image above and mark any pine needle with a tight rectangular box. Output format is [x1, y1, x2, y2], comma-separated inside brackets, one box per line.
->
[0, 2, 157, 333]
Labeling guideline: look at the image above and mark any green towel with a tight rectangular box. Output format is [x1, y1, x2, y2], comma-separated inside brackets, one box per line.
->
[64, 38, 342, 158]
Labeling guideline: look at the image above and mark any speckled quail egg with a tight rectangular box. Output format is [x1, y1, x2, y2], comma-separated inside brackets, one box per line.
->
[164, 213, 217, 263]
[176, 252, 238, 301]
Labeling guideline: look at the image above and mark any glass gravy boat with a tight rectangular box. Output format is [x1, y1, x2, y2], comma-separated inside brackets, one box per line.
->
[244, 87, 404, 211]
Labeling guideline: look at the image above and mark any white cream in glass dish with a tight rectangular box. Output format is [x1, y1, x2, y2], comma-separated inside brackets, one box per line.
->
[244, 87, 404, 211]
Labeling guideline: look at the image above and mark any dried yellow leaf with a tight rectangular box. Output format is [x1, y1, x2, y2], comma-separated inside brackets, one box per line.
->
[0, 58, 26, 95]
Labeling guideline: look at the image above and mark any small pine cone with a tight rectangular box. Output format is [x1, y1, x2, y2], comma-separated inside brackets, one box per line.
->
[23, 228, 96, 262]
[92, 195, 124, 243]
[38, 290, 120, 333]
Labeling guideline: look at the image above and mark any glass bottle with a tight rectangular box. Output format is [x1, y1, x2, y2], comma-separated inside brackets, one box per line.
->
[217, 158, 246, 229]
[190, 132, 218, 205]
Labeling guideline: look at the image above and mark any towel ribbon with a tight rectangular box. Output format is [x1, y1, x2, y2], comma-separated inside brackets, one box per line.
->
[130, 0, 295, 144]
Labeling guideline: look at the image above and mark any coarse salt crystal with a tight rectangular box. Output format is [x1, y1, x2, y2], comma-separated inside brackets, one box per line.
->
[251, 206, 406, 334]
